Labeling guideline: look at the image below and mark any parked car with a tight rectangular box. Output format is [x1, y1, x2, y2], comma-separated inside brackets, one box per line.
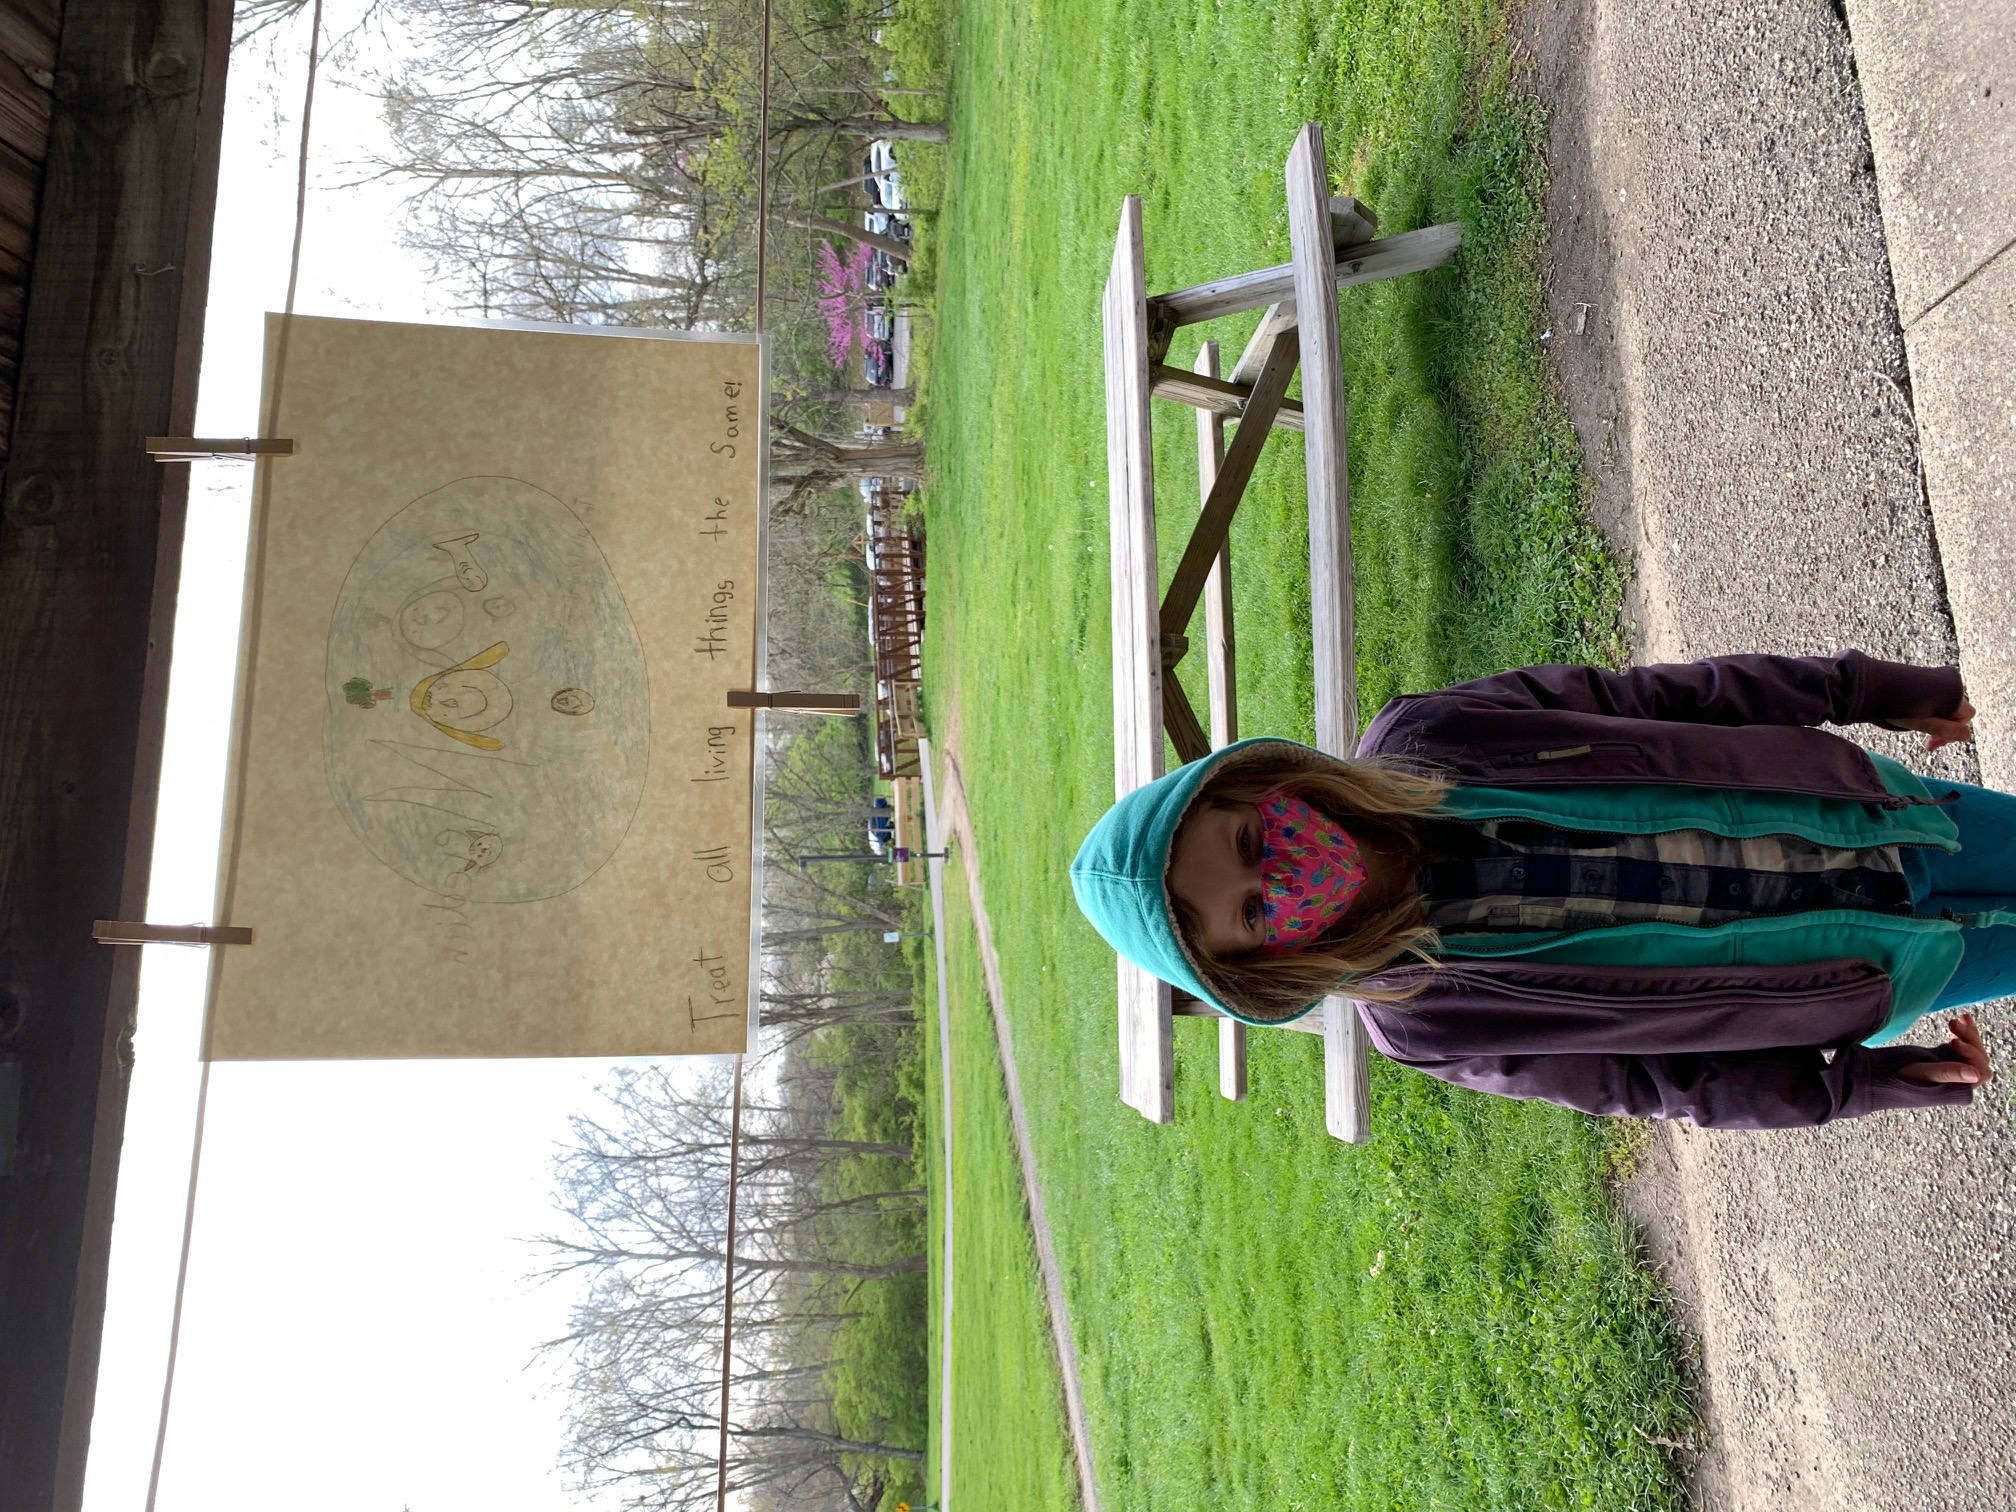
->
[865, 210, 912, 243]
[862, 338, 895, 387]
[866, 249, 898, 291]
[865, 169, 904, 210]
[865, 303, 895, 342]
[865, 140, 898, 175]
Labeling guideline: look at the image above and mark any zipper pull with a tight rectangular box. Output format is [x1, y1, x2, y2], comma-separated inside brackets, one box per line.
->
[1505, 744, 1594, 765]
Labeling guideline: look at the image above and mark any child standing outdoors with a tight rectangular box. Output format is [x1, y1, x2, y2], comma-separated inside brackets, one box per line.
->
[1070, 650, 1998, 1129]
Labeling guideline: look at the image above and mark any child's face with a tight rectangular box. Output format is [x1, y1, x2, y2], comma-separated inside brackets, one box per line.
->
[1166, 801, 1267, 956]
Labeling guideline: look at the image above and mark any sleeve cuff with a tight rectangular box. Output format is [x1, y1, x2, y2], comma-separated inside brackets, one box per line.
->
[1857, 1045, 1977, 1114]
[1841, 650, 1966, 729]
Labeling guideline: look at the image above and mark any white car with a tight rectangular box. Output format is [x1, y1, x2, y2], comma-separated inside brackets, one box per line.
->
[866, 140, 898, 174]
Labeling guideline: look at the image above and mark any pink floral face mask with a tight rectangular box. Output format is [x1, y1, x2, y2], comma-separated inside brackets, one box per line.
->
[1258, 791, 1369, 951]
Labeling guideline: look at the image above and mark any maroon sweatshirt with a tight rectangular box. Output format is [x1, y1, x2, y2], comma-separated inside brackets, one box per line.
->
[1352, 650, 1977, 1129]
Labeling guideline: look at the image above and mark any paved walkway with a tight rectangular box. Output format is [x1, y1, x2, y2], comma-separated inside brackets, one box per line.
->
[1849, 0, 2016, 787]
[1525, 4, 2016, 1507]
[920, 736, 1103, 1512]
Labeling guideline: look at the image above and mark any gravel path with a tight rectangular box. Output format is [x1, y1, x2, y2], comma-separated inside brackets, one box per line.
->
[1522, 1, 2016, 1505]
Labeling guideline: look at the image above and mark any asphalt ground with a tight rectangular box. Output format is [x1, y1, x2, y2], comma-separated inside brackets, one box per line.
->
[1522, 1, 2016, 1506]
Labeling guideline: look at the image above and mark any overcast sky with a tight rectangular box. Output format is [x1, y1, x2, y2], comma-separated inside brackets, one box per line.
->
[81, 9, 682, 1510]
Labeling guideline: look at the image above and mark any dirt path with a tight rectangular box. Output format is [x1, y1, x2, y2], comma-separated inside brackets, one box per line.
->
[926, 731, 1104, 1512]
[1524, 2, 2016, 1505]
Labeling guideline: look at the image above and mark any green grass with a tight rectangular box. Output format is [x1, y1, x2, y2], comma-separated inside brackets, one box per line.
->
[925, 858, 1082, 1512]
[903, 0, 1695, 1507]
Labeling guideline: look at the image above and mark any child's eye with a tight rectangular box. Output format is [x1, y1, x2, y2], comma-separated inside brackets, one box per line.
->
[1243, 898, 1260, 931]
[1238, 827, 1254, 861]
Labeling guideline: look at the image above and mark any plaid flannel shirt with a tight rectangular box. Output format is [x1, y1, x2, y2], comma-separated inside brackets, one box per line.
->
[1420, 818, 1914, 934]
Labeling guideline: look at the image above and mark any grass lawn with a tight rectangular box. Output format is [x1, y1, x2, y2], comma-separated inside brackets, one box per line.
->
[926, 858, 1082, 1512]
[900, 0, 1700, 1507]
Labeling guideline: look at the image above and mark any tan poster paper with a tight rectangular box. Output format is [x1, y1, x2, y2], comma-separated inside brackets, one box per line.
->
[206, 315, 763, 1059]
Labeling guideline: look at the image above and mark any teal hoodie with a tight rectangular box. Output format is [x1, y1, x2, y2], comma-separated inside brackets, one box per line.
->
[1069, 737, 1965, 1038]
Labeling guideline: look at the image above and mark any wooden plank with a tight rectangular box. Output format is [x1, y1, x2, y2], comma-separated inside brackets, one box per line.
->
[1101, 194, 1173, 1124]
[1217, 211, 1370, 389]
[1288, 122, 1371, 1145]
[1148, 221, 1463, 329]
[1172, 992, 1322, 1036]
[1149, 363, 1304, 432]
[0, 0, 236, 1505]
[1228, 301, 1298, 387]
[1158, 328, 1298, 641]
[0, 7, 59, 79]
[1193, 344, 1238, 753]
[1161, 661, 1211, 766]
[1192, 342, 1247, 1103]
[1323, 997, 1372, 1143]
[1330, 193, 1378, 244]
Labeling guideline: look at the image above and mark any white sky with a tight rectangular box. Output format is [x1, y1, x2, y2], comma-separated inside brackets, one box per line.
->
[82, 9, 688, 1511]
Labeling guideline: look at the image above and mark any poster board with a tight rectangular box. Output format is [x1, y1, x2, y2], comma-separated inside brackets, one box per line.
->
[205, 315, 764, 1059]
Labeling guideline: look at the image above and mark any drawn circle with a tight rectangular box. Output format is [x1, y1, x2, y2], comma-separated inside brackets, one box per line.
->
[325, 477, 650, 903]
[398, 587, 465, 652]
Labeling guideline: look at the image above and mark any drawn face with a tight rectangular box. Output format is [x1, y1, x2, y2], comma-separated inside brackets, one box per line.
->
[423, 669, 514, 732]
[436, 827, 505, 873]
[400, 590, 465, 651]
[550, 687, 596, 716]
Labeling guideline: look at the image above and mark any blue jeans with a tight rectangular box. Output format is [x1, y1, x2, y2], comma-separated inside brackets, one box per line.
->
[1898, 777, 2016, 1011]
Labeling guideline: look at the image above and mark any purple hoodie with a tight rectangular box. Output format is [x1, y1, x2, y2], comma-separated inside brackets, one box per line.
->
[1351, 651, 1976, 1129]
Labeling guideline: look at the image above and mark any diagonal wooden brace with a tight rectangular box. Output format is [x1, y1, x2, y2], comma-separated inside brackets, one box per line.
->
[1162, 668, 1213, 765]
[1158, 327, 1300, 642]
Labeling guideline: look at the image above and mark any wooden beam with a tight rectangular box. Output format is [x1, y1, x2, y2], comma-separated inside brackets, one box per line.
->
[1228, 301, 1299, 387]
[1288, 122, 1370, 1145]
[1102, 194, 1173, 1124]
[1160, 667, 1211, 766]
[1147, 221, 1463, 329]
[1329, 193, 1378, 244]
[0, 0, 235, 1506]
[1192, 342, 1247, 1103]
[1148, 363, 1305, 432]
[1172, 992, 1322, 1036]
[1157, 328, 1299, 642]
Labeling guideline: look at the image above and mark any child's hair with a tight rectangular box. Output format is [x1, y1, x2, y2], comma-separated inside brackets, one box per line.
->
[1168, 750, 1449, 1021]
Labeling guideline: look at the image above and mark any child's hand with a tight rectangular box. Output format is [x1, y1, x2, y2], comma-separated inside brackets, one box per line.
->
[1894, 697, 1976, 752]
[1896, 1013, 1994, 1086]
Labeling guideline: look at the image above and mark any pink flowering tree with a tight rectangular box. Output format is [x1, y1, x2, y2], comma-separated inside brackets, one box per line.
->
[815, 239, 875, 370]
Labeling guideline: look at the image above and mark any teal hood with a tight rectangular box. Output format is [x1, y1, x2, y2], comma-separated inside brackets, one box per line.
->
[1070, 737, 1338, 1023]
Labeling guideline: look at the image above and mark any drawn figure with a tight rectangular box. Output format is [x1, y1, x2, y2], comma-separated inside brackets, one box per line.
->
[411, 641, 515, 750]
[399, 587, 466, 653]
[325, 476, 649, 903]
[343, 677, 392, 709]
[434, 532, 489, 593]
[436, 827, 505, 874]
